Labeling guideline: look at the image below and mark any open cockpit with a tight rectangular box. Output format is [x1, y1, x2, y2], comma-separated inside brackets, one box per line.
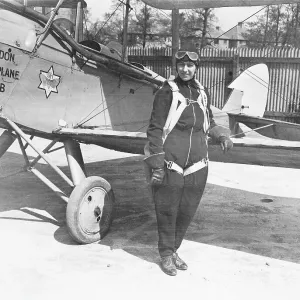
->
[0, 0, 164, 85]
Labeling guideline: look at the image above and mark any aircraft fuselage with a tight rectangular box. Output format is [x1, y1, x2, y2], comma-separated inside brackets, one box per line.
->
[0, 7, 160, 135]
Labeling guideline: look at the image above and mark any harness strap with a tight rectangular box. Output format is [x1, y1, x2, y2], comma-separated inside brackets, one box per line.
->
[162, 81, 186, 143]
[164, 158, 208, 177]
[162, 80, 210, 143]
[184, 159, 208, 176]
[165, 160, 183, 174]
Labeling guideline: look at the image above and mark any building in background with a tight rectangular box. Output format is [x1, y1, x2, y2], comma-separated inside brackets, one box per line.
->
[218, 22, 248, 48]
[181, 22, 248, 50]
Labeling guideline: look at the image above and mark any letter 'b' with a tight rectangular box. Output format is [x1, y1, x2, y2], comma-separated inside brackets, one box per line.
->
[0, 83, 5, 92]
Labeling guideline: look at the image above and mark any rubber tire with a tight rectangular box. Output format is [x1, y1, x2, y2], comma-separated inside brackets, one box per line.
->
[66, 176, 115, 244]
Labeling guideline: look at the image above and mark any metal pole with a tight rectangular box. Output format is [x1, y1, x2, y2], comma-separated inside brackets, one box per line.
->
[75, 0, 82, 42]
[33, 0, 66, 52]
[5, 118, 74, 188]
[172, 8, 180, 76]
[230, 124, 274, 138]
[122, 0, 130, 63]
[29, 140, 57, 167]
[30, 168, 69, 203]
[16, 135, 30, 166]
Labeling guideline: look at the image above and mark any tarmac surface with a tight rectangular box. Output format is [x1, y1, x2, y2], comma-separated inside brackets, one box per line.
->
[1, 137, 300, 300]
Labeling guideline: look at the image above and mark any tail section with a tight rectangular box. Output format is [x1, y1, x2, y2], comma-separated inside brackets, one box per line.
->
[226, 63, 269, 117]
[220, 63, 269, 137]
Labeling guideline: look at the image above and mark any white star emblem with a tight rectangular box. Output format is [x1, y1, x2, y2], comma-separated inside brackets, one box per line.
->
[38, 66, 61, 98]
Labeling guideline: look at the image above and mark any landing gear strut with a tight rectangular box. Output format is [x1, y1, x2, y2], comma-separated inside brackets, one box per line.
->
[1, 117, 115, 244]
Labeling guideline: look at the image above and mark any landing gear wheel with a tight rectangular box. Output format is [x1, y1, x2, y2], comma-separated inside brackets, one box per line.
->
[66, 176, 115, 244]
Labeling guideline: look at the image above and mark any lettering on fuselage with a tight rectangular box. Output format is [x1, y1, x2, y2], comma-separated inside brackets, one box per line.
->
[0, 67, 19, 80]
[0, 48, 19, 93]
[0, 83, 5, 93]
[0, 49, 15, 63]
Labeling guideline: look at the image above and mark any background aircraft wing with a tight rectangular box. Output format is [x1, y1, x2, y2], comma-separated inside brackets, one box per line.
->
[141, 0, 300, 9]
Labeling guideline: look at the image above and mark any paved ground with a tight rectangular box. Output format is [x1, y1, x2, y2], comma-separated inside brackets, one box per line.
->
[0, 138, 300, 300]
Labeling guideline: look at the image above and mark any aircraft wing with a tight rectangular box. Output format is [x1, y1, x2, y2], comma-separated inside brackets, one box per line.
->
[53, 127, 300, 169]
[141, 0, 300, 9]
[54, 125, 300, 155]
[55, 128, 147, 155]
[3, 116, 300, 169]
[14, 0, 87, 8]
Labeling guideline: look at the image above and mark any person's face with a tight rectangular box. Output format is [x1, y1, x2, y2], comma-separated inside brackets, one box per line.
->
[177, 61, 196, 81]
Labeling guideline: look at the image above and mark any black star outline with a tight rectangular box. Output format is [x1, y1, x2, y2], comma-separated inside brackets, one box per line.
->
[38, 66, 61, 99]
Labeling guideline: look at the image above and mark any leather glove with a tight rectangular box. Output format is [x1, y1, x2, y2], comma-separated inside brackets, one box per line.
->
[219, 136, 233, 153]
[151, 167, 165, 185]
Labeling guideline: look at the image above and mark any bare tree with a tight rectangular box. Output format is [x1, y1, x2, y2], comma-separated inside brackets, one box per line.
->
[200, 8, 210, 49]
[274, 5, 282, 46]
[131, 2, 152, 48]
[244, 4, 300, 48]
[179, 8, 216, 47]
[83, 0, 172, 48]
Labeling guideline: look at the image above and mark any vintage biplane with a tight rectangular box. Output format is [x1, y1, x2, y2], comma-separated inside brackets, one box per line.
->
[0, 0, 300, 245]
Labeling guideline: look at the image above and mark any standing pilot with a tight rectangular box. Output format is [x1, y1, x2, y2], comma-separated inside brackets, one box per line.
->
[144, 50, 233, 276]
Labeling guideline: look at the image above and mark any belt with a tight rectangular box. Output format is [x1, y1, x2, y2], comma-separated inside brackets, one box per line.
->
[164, 158, 208, 177]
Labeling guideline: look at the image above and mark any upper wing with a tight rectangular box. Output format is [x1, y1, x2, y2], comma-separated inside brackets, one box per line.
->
[141, 0, 300, 9]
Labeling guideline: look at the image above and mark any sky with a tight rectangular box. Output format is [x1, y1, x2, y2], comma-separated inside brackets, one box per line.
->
[86, 0, 264, 32]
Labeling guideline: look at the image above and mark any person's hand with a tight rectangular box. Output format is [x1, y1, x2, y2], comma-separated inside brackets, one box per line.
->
[151, 167, 165, 185]
[219, 136, 233, 153]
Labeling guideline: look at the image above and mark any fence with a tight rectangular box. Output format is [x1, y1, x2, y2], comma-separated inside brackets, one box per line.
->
[128, 47, 300, 123]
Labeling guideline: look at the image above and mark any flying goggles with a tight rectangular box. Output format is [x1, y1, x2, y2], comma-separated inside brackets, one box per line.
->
[175, 51, 199, 61]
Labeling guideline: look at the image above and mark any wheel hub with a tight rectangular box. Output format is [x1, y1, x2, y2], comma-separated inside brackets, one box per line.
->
[78, 187, 107, 235]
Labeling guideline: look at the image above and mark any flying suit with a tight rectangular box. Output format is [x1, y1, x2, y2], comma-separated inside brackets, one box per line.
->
[145, 76, 228, 258]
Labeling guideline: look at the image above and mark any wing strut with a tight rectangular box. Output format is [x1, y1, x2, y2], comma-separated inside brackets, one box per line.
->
[33, 0, 66, 52]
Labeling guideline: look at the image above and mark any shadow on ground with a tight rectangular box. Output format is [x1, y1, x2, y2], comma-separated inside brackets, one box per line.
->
[1, 152, 300, 264]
